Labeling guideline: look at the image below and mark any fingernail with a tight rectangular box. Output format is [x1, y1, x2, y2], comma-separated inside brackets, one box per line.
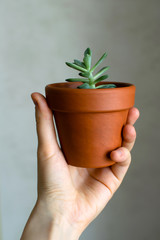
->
[116, 149, 123, 157]
[31, 95, 37, 106]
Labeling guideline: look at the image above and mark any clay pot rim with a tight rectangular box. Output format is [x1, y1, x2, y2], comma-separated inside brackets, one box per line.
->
[45, 81, 135, 112]
[46, 81, 134, 93]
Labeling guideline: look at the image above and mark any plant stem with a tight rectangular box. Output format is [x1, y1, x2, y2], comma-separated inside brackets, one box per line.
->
[88, 72, 95, 87]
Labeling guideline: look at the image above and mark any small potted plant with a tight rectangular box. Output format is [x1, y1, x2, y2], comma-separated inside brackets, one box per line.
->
[45, 48, 135, 168]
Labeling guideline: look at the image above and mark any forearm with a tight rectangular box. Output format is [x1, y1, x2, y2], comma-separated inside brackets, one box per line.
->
[21, 201, 81, 240]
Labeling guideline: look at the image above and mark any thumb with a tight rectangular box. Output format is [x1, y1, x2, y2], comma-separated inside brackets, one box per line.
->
[31, 92, 60, 160]
[31, 92, 72, 197]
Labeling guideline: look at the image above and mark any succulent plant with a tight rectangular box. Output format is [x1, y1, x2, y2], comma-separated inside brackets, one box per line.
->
[65, 48, 116, 89]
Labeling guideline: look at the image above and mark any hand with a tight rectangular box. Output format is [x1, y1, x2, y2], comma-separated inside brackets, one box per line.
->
[21, 92, 139, 240]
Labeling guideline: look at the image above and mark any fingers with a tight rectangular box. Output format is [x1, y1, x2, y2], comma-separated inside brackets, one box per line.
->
[31, 92, 60, 159]
[110, 147, 131, 181]
[122, 107, 139, 151]
[86, 108, 140, 204]
[110, 147, 131, 165]
[122, 124, 136, 151]
[109, 107, 140, 181]
[126, 107, 140, 125]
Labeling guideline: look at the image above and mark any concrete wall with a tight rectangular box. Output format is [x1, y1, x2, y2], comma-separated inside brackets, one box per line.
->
[1, 0, 160, 239]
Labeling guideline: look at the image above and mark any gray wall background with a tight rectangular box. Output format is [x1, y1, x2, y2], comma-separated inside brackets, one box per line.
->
[0, 0, 160, 239]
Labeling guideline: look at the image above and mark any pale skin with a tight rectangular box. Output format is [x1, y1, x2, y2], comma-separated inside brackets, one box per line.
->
[21, 92, 140, 240]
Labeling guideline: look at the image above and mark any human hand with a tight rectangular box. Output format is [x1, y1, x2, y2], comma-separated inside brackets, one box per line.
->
[21, 92, 139, 240]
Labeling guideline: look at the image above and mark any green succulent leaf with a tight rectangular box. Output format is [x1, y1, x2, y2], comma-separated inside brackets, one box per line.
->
[66, 78, 89, 83]
[79, 72, 90, 78]
[73, 59, 86, 69]
[65, 62, 87, 72]
[94, 75, 109, 84]
[77, 83, 92, 89]
[83, 54, 91, 70]
[94, 66, 110, 79]
[96, 84, 116, 89]
[84, 48, 92, 57]
[90, 52, 107, 73]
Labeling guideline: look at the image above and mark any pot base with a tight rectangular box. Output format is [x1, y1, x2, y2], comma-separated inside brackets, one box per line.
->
[54, 110, 127, 168]
[66, 157, 115, 168]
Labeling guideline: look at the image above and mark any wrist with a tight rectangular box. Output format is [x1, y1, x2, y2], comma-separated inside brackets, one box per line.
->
[49, 216, 81, 240]
[21, 199, 82, 240]
[37, 199, 82, 240]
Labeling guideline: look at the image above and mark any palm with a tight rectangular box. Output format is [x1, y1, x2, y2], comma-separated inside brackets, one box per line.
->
[69, 165, 113, 204]
[68, 165, 114, 221]
[39, 148, 122, 225]
[43, 150, 126, 225]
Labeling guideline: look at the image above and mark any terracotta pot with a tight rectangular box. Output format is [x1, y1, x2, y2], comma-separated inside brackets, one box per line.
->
[45, 81, 135, 168]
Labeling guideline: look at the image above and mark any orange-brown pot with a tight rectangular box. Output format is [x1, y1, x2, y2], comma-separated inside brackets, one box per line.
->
[45, 82, 135, 168]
